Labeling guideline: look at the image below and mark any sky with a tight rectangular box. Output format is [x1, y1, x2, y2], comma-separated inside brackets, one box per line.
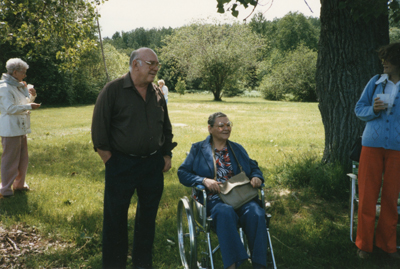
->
[98, 0, 321, 38]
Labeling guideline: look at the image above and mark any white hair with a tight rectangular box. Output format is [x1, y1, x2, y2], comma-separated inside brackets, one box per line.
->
[6, 58, 29, 75]
[158, 79, 165, 84]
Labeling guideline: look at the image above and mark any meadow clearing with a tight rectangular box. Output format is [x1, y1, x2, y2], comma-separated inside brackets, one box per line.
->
[0, 93, 399, 268]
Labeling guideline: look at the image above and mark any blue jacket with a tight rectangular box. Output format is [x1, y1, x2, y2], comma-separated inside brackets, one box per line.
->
[178, 135, 264, 204]
[355, 74, 400, 150]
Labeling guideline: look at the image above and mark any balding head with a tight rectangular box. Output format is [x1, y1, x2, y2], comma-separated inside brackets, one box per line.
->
[129, 47, 160, 87]
[130, 48, 157, 72]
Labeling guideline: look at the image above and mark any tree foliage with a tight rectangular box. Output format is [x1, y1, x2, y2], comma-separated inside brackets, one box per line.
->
[0, 0, 109, 105]
[102, 43, 130, 81]
[0, 0, 105, 70]
[248, 11, 319, 54]
[259, 45, 317, 102]
[273, 12, 319, 52]
[175, 77, 187, 95]
[160, 22, 265, 101]
[105, 27, 174, 55]
[215, 0, 394, 172]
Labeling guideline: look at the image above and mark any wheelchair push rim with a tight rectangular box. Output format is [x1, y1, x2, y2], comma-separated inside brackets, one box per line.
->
[177, 197, 197, 269]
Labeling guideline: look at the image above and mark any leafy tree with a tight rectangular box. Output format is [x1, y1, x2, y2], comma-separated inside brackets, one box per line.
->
[274, 12, 319, 52]
[0, 0, 108, 105]
[175, 77, 187, 95]
[156, 56, 182, 92]
[389, 27, 400, 42]
[102, 43, 130, 81]
[217, 0, 394, 170]
[160, 22, 265, 101]
[0, 0, 105, 70]
[248, 11, 320, 53]
[106, 27, 174, 55]
[259, 45, 317, 102]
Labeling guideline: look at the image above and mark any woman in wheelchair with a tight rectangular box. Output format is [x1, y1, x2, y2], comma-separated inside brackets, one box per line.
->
[354, 42, 400, 259]
[178, 112, 268, 269]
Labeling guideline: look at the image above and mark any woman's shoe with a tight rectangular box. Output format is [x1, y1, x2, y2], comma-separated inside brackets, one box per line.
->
[14, 186, 30, 192]
[388, 252, 400, 259]
[357, 249, 370, 259]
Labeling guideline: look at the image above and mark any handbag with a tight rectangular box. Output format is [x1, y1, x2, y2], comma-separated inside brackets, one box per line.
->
[212, 141, 258, 210]
[349, 136, 362, 162]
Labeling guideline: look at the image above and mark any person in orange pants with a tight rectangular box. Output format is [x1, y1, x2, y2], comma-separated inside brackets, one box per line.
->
[355, 42, 400, 259]
[356, 147, 400, 256]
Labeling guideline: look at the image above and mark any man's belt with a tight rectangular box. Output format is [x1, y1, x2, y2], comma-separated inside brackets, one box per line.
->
[128, 150, 158, 158]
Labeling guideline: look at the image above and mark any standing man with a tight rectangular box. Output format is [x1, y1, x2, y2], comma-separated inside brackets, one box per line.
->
[91, 48, 176, 269]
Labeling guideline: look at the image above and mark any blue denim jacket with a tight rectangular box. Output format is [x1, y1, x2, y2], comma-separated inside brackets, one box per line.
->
[177, 135, 264, 204]
[355, 74, 400, 151]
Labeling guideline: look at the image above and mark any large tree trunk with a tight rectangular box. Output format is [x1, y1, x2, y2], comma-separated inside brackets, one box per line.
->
[316, 0, 389, 170]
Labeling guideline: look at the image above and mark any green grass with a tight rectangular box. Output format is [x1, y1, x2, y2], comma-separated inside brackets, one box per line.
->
[0, 93, 399, 268]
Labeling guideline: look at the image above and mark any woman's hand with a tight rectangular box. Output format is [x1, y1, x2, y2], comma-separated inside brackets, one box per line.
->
[373, 97, 387, 113]
[203, 178, 222, 194]
[250, 177, 262, 188]
[30, 103, 41, 109]
[28, 87, 36, 97]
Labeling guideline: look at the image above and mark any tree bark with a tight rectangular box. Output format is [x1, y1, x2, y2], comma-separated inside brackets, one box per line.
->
[316, 0, 389, 170]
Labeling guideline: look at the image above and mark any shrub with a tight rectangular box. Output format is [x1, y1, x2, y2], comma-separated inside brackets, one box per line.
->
[278, 150, 348, 201]
[175, 77, 187, 95]
[223, 78, 245, 97]
[258, 45, 317, 102]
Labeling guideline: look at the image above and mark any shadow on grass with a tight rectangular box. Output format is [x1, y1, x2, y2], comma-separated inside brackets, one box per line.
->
[1, 192, 104, 268]
[177, 98, 267, 106]
[28, 141, 104, 181]
[0, 191, 31, 217]
[267, 190, 400, 269]
[34, 104, 95, 110]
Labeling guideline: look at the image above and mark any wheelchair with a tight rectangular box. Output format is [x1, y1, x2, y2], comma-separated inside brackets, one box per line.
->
[177, 184, 277, 269]
[347, 161, 400, 248]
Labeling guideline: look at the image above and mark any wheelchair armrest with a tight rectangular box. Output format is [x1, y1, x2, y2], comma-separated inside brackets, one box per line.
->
[347, 173, 357, 180]
[195, 185, 206, 191]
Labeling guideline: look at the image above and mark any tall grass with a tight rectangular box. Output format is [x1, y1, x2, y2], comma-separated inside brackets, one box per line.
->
[0, 93, 398, 268]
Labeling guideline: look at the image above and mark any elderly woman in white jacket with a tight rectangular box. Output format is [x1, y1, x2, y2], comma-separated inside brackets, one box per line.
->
[0, 58, 40, 198]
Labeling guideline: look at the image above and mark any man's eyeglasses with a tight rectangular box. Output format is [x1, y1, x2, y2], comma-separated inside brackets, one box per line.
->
[215, 121, 233, 129]
[137, 59, 161, 69]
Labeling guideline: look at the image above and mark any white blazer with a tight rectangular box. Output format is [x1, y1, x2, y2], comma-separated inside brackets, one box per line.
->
[0, 81, 36, 137]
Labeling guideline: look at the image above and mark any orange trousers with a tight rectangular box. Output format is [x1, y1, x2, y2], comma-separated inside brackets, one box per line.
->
[355, 146, 400, 253]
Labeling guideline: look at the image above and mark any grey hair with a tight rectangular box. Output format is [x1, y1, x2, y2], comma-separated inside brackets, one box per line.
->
[6, 58, 29, 75]
[129, 47, 157, 72]
[158, 79, 165, 84]
[208, 112, 227, 126]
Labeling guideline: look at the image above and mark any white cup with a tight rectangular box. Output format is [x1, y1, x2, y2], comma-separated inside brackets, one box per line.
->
[27, 84, 34, 90]
[377, 93, 389, 108]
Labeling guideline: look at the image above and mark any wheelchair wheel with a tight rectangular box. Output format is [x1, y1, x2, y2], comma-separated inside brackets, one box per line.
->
[177, 197, 197, 269]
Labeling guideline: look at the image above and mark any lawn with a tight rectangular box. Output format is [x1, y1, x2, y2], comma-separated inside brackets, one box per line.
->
[0, 93, 399, 268]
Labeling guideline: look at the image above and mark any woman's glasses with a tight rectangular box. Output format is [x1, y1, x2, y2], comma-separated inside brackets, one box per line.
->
[216, 121, 233, 129]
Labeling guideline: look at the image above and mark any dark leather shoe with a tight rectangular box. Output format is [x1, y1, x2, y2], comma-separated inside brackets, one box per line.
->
[388, 251, 400, 259]
[357, 249, 370, 259]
